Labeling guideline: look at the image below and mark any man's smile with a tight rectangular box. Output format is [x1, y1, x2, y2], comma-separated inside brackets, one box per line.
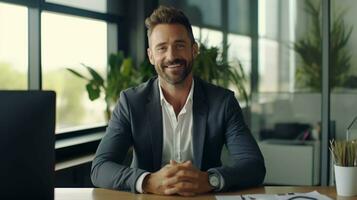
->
[165, 64, 183, 69]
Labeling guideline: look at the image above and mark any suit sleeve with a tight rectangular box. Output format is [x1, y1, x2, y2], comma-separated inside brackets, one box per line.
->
[90, 91, 147, 192]
[212, 92, 266, 191]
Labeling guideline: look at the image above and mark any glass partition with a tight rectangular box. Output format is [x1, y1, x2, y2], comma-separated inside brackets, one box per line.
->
[252, 0, 322, 186]
[331, 0, 357, 141]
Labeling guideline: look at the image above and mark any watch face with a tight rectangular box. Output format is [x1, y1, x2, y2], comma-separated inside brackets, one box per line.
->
[209, 174, 220, 188]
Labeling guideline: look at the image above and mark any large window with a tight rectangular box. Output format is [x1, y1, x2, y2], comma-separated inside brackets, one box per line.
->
[228, 34, 251, 93]
[200, 28, 223, 49]
[0, 0, 120, 134]
[227, 34, 251, 70]
[42, 12, 107, 132]
[0, 2, 27, 89]
[258, 0, 296, 92]
[258, 38, 279, 92]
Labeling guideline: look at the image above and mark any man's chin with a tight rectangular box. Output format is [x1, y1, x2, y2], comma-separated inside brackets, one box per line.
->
[163, 75, 188, 85]
[158, 67, 192, 85]
[165, 78, 185, 85]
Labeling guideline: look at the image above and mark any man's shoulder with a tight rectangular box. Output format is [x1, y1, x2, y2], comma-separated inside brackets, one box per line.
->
[119, 76, 158, 105]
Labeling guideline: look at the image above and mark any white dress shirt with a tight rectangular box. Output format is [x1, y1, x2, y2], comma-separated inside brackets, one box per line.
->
[135, 79, 194, 193]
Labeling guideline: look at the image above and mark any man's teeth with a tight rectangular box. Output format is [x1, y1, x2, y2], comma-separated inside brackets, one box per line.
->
[167, 64, 181, 68]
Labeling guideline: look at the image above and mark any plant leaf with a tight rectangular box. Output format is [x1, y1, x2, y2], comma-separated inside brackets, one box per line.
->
[66, 68, 89, 80]
[81, 63, 104, 86]
[86, 81, 101, 101]
[121, 58, 133, 77]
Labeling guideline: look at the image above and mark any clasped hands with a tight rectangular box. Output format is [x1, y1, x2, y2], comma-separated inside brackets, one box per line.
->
[142, 160, 214, 196]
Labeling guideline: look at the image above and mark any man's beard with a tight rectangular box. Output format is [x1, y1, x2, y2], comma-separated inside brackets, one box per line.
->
[157, 58, 193, 85]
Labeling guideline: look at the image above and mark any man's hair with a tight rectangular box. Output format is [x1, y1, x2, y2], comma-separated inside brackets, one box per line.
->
[145, 6, 195, 44]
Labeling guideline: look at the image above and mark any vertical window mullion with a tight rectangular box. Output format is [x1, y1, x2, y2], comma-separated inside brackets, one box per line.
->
[321, 0, 331, 186]
[250, 0, 259, 94]
[107, 23, 118, 56]
[28, 5, 41, 90]
[222, 0, 228, 62]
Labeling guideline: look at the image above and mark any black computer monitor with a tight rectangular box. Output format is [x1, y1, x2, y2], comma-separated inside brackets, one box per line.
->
[0, 91, 56, 200]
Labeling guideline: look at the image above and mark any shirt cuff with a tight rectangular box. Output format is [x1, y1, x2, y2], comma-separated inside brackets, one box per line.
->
[135, 172, 151, 193]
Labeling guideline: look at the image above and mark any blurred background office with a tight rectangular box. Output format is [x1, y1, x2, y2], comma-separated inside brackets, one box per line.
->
[1, 0, 356, 187]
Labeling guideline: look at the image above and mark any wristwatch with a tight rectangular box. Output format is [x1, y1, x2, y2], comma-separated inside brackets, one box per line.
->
[208, 171, 220, 190]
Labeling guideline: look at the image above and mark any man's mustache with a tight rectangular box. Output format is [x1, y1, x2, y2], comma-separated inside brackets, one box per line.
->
[163, 59, 186, 67]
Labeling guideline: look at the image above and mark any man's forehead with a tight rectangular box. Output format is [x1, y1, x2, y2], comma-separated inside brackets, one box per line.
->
[149, 24, 190, 46]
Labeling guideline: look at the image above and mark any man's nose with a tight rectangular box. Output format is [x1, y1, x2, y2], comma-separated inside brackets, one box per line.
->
[166, 46, 177, 61]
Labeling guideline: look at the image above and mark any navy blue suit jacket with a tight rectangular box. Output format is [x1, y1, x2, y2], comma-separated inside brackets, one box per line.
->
[91, 77, 265, 192]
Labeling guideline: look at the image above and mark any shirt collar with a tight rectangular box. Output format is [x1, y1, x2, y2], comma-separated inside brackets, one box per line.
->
[158, 78, 194, 107]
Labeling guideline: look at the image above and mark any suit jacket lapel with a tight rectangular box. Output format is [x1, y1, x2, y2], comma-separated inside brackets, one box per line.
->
[146, 78, 163, 171]
[192, 78, 208, 170]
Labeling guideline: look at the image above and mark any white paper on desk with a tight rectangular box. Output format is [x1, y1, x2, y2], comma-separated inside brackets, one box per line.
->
[215, 191, 333, 200]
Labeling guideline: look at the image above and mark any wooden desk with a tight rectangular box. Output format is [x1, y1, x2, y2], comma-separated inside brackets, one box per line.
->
[55, 186, 357, 200]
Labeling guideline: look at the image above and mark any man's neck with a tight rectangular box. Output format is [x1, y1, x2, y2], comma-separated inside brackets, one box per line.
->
[159, 76, 193, 116]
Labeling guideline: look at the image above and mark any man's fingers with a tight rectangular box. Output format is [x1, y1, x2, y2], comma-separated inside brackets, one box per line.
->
[162, 173, 194, 186]
[170, 160, 178, 165]
[164, 164, 200, 184]
[174, 181, 199, 192]
[163, 163, 196, 178]
[164, 181, 198, 195]
[163, 165, 181, 177]
[182, 160, 192, 166]
[163, 168, 199, 186]
[176, 168, 199, 179]
[160, 160, 201, 195]
[163, 164, 192, 179]
[162, 176, 179, 187]
[164, 187, 178, 195]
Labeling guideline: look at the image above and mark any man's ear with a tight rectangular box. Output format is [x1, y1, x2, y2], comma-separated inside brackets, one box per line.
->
[147, 48, 155, 65]
[192, 42, 199, 58]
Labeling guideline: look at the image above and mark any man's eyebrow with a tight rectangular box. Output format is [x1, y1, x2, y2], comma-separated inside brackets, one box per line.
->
[154, 40, 187, 48]
[174, 39, 186, 43]
[154, 42, 167, 48]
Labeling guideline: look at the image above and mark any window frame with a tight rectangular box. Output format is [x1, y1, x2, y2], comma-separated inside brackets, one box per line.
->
[0, 0, 122, 135]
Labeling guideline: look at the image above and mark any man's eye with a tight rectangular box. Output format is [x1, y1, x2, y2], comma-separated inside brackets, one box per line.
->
[157, 47, 166, 52]
[177, 44, 185, 49]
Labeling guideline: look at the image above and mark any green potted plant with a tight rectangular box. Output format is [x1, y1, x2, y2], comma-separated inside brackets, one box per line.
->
[67, 51, 154, 121]
[193, 43, 248, 105]
[330, 139, 357, 196]
[294, 0, 353, 91]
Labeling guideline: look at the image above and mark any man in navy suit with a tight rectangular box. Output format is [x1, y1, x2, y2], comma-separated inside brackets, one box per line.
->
[91, 5, 265, 196]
